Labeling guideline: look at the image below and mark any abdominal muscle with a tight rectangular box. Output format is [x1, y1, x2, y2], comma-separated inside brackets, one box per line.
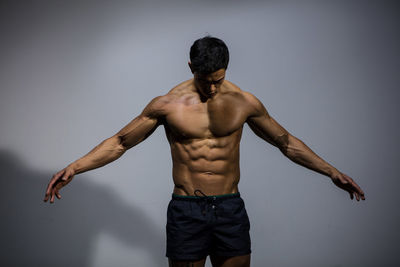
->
[169, 132, 242, 196]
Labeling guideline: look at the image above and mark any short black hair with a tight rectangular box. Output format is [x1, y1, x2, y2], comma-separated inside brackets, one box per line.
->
[189, 36, 229, 74]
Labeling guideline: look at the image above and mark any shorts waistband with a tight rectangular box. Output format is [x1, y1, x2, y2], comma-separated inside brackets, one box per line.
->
[172, 192, 240, 201]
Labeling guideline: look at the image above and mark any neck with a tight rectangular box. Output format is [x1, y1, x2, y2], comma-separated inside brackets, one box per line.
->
[198, 88, 218, 102]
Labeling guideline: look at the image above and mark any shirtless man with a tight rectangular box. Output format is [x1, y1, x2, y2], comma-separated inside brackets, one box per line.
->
[44, 36, 365, 267]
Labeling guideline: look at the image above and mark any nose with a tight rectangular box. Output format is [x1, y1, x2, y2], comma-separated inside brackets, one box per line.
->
[210, 84, 216, 93]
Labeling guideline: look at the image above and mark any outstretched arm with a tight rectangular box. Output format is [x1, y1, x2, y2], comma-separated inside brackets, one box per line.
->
[44, 95, 169, 203]
[245, 92, 365, 201]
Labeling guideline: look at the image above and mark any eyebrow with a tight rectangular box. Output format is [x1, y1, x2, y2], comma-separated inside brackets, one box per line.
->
[200, 77, 225, 83]
[215, 77, 225, 83]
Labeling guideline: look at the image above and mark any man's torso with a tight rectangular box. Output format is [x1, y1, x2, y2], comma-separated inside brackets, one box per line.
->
[159, 79, 256, 196]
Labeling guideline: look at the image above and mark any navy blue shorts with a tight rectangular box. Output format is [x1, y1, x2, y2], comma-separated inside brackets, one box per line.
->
[166, 192, 251, 261]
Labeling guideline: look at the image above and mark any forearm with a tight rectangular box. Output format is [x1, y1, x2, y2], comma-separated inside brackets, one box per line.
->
[68, 135, 126, 175]
[279, 134, 338, 178]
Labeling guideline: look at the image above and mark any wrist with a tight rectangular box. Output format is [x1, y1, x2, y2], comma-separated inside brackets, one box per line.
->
[67, 162, 79, 175]
[327, 167, 340, 178]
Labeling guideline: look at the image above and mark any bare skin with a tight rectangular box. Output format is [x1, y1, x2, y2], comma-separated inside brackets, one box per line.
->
[44, 65, 365, 267]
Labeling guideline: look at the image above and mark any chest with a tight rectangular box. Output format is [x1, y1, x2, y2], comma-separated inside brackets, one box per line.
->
[165, 96, 248, 138]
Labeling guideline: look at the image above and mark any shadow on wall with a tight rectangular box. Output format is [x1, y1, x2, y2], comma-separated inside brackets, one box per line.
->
[0, 149, 166, 267]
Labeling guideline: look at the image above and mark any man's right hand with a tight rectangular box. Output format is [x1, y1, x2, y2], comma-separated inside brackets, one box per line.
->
[44, 166, 75, 203]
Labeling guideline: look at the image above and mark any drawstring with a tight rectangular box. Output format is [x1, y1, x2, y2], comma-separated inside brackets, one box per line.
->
[194, 189, 219, 217]
[194, 189, 208, 197]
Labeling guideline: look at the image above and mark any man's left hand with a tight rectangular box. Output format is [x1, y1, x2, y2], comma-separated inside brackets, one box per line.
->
[331, 171, 366, 201]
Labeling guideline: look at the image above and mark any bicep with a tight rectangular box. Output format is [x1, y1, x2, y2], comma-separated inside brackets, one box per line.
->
[115, 96, 166, 149]
[245, 92, 289, 148]
[247, 114, 289, 147]
[116, 114, 159, 149]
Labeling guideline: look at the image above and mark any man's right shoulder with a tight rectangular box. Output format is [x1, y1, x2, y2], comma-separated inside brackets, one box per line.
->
[167, 79, 194, 96]
[144, 79, 193, 117]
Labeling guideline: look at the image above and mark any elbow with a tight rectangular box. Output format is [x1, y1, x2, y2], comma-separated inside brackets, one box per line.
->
[274, 133, 290, 154]
[276, 134, 301, 159]
[283, 136, 307, 162]
[118, 135, 130, 151]
[108, 135, 127, 154]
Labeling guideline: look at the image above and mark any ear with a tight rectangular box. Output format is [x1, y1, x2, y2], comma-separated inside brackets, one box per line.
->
[188, 61, 194, 74]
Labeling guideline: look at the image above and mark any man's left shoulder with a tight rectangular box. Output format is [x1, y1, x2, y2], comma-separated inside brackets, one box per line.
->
[222, 80, 244, 96]
[223, 81, 261, 107]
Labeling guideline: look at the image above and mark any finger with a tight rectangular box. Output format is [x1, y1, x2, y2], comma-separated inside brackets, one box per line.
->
[45, 183, 53, 198]
[358, 190, 365, 200]
[44, 183, 55, 201]
[352, 182, 364, 195]
[357, 188, 365, 200]
[44, 182, 57, 202]
[44, 184, 54, 202]
[343, 174, 365, 198]
[349, 182, 365, 201]
[50, 187, 57, 203]
[349, 192, 353, 200]
[46, 170, 65, 196]
[55, 189, 62, 199]
[51, 170, 65, 183]
[357, 190, 364, 200]
[355, 192, 360, 201]
[44, 188, 50, 201]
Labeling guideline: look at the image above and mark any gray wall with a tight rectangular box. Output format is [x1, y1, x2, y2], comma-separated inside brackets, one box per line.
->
[1, 1, 399, 266]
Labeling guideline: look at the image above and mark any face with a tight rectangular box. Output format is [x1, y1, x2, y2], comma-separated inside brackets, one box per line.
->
[192, 68, 226, 98]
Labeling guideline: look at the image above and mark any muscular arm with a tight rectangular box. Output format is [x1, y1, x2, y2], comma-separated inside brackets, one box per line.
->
[44, 95, 168, 203]
[245, 92, 365, 201]
[246, 97, 334, 176]
[70, 96, 165, 175]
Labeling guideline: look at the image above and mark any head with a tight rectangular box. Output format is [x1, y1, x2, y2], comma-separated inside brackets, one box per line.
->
[189, 36, 229, 98]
